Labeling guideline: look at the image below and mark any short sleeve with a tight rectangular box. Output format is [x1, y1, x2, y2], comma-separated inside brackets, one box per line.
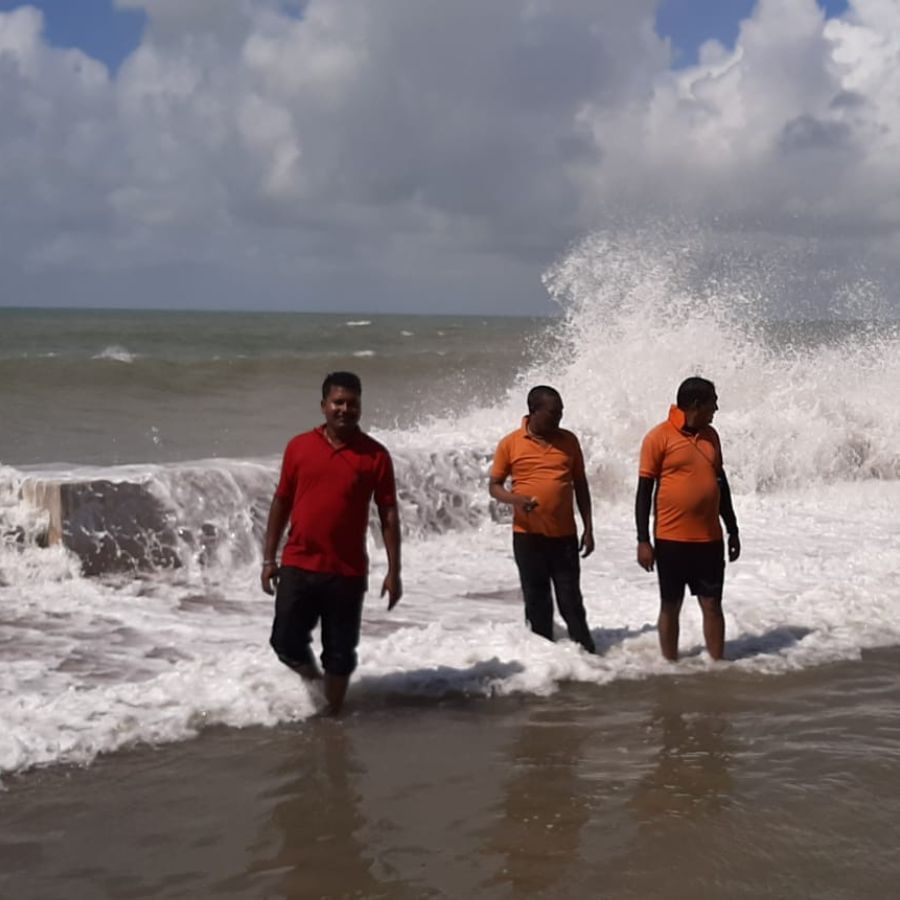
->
[639, 428, 664, 479]
[490, 436, 512, 482]
[373, 450, 397, 509]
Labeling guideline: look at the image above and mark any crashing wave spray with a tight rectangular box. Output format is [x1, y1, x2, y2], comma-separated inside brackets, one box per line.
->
[5, 228, 900, 776]
[524, 225, 900, 493]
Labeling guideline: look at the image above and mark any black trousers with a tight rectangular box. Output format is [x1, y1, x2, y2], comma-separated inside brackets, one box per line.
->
[512, 533, 595, 653]
[270, 566, 366, 676]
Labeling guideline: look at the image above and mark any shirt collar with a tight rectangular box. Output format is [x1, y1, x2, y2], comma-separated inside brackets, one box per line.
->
[667, 404, 687, 431]
[521, 415, 561, 443]
[316, 423, 361, 448]
[521, 415, 538, 441]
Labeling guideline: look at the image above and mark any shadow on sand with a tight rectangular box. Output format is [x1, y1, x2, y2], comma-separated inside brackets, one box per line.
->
[679, 624, 814, 661]
[589, 622, 657, 655]
[726, 624, 813, 659]
[354, 657, 526, 706]
[353, 624, 660, 708]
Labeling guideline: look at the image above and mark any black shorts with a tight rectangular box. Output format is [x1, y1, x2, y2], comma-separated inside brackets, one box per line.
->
[655, 539, 725, 602]
[270, 566, 366, 677]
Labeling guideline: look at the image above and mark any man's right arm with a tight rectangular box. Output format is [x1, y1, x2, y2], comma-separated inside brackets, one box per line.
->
[488, 439, 537, 511]
[260, 494, 291, 595]
[635, 476, 655, 571]
[488, 476, 538, 511]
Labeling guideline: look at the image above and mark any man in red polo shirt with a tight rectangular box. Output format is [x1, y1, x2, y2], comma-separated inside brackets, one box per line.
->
[260, 371, 401, 715]
[635, 376, 740, 662]
[489, 385, 596, 653]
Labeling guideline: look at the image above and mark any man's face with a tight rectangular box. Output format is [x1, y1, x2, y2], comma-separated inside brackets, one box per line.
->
[529, 397, 564, 436]
[322, 386, 361, 434]
[695, 394, 718, 427]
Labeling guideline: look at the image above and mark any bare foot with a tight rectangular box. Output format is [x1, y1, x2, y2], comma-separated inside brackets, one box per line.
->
[296, 663, 322, 681]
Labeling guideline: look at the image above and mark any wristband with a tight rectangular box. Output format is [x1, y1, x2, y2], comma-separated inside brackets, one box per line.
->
[262, 559, 277, 566]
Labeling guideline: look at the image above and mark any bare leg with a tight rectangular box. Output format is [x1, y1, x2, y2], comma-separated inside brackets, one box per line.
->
[658, 597, 683, 661]
[698, 596, 725, 660]
[296, 663, 322, 681]
[323, 674, 350, 716]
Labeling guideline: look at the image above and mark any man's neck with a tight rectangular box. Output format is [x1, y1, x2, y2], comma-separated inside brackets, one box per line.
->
[526, 423, 555, 442]
[324, 424, 357, 447]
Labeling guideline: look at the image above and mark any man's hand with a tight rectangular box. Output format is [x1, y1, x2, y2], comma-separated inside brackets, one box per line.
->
[513, 495, 539, 513]
[381, 570, 402, 610]
[728, 532, 741, 562]
[580, 529, 595, 558]
[261, 562, 279, 595]
[637, 541, 655, 572]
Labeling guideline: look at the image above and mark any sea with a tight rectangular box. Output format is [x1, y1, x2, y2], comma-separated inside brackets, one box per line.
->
[3, 234, 900, 898]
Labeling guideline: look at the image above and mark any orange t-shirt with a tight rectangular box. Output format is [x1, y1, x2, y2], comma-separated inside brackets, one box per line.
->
[490, 418, 585, 537]
[639, 405, 723, 542]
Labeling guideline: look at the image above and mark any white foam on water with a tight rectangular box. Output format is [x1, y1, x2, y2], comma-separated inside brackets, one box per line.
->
[389, 228, 900, 501]
[2, 480, 898, 777]
[3, 227, 900, 776]
[345, 320, 372, 327]
[353, 350, 376, 357]
[91, 345, 136, 363]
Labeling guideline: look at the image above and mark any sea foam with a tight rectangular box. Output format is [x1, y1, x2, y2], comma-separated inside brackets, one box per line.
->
[92, 345, 136, 363]
[3, 228, 900, 775]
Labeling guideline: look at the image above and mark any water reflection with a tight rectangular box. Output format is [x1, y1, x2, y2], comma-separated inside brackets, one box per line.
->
[239, 721, 401, 899]
[631, 684, 734, 824]
[483, 704, 592, 895]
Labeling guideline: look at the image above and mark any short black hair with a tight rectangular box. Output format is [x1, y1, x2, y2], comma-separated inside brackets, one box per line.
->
[527, 385, 562, 413]
[676, 376, 716, 410]
[322, 371, 362, 399]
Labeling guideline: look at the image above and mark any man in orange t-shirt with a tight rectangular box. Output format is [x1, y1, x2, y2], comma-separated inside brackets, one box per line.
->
[490, 386, 596, 653]
[635, 377, 740, 661]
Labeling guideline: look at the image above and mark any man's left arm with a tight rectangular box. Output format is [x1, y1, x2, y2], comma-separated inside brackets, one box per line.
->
[574, 475, 594, 558]
[374, 450, 402, 609]
[378, 503, 402, 609]
[713, 431, 740, 562]
[718, 470, 740, 562]
[572, 437, 594, 558]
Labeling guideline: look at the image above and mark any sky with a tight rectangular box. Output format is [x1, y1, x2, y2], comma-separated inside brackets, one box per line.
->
[4, 0, 897, 316]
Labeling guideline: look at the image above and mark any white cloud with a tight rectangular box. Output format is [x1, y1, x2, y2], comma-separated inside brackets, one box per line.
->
[578, 0, 900, 242]
[2, 0, 900, 312]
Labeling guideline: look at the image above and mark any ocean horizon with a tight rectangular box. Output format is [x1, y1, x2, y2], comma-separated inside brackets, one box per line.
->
[3, 239, 900, 896]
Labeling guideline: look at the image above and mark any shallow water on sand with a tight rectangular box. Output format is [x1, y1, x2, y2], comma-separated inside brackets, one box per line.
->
[3, 647, 899, 900]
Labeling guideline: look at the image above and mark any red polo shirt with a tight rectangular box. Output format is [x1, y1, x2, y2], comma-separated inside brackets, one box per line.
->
[274, 426, 397, 577]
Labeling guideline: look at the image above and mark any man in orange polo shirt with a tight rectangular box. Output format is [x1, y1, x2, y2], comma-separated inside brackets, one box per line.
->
[635, 376, 740, 661]
[490, 385, 596, 653]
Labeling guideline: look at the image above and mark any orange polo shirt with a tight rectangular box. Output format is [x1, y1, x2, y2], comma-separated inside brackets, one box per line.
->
[639, 405, 723, 542]
[491, 418, 585, 537]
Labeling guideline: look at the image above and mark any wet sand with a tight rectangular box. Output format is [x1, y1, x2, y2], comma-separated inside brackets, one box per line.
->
[3, 648, 900, 899]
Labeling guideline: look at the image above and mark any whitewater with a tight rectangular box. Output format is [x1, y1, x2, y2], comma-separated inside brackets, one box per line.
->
[3, 231, 900, 778]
